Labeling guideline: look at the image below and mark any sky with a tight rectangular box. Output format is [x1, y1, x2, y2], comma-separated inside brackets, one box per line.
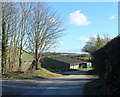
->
[46, 2, 118, 54]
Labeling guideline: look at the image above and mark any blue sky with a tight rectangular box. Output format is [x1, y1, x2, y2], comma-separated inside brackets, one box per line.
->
[47, 2, 118, 54]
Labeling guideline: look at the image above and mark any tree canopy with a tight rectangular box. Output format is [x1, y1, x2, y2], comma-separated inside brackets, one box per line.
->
[82, 35, 111, 54]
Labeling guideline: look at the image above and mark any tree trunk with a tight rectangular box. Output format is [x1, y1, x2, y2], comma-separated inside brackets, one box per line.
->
[13, 52, 17, 71]
[35, 40, 38, 70]
[19, 39, 23, 71]
[2, 20, 6, 74]
[5, 23, 10, 73]
[38, 52, 42, 68]
[8, 51, 12, 72]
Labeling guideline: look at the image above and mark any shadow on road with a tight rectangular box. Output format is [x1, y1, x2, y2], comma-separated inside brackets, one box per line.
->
[2, 70, 98, 95]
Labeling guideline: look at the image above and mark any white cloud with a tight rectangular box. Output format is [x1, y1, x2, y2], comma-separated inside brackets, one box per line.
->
[79, 37, 89, 42]
[69, 10, 91, 26]
[59, 41, 63, 45]
[110, 16, 115, 19]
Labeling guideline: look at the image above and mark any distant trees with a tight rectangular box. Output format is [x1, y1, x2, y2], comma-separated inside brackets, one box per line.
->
[43, 52, 61, 57]
[1, 2, 64, 73]
[82, 35, 111, 61]
[82, 35, 111, 54]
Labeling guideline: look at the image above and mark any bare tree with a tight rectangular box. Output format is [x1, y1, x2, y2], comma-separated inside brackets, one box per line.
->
[1, 2, 15, 73]
[17, 2, 33, 71]
[27, 3, 64, 70]
[1, 2, 26, 73]
[1, 2, 64, 73]
[8, 4, 20, 71]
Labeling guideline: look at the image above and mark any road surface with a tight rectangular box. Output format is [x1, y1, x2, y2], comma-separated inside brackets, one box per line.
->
[2, 71, 98, 96]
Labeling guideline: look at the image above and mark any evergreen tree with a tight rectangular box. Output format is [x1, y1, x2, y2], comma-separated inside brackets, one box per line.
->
[82, 35, 111, 54]
[95, 35, 103, 50]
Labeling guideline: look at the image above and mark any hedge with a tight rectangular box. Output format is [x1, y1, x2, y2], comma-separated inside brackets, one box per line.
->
[92, 35, 120, 96]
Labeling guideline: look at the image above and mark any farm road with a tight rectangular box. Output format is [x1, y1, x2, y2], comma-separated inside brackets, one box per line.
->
[2, 71, 98, 96]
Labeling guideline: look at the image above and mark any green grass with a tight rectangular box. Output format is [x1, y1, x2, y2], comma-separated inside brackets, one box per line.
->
[76, 68, 93, 71]
[48, 68, 78, 74]
[2, 68, 62, 80]
[48, 68, 93, 74]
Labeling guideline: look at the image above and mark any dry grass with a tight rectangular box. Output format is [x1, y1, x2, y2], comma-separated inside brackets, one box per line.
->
[2, 68, 62, 80]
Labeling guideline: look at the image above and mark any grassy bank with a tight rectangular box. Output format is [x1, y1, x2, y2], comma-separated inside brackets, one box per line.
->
[2, 68, 62, 80]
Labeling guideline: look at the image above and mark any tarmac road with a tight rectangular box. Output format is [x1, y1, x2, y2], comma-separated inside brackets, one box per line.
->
[1, 70, 98, 96]
[22, 71, 98, 95]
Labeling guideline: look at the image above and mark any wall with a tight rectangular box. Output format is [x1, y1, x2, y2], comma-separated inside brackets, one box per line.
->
[70, 63, 79, 69]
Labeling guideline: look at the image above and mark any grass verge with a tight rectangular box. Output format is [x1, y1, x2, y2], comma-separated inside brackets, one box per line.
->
[2, 68, 62, 80]
[83, 79, 103, 96]
[83, 69, 103, 96]
[48, 68, 78, 74]
[76, 68, 93, 71]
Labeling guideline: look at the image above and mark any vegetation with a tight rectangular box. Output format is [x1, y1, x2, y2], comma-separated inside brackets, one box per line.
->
[92, 35, 120, 96]
[65, 54, 89, 61]
[83, 35, 120, 96]
[76, 68, 93, 71]
[2, 68, 62, 80]
[27, 3, 64, 70]
[83, 68, 102, 96]
[47, 68, 78, 74]
[42, 52, 89, 62]
[1, 2, 119, 96]
[43, 52, 61, 58]
[82, 35, 111, 54]
[1, 2, 64, 73]
[83, 79, 103, 96]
